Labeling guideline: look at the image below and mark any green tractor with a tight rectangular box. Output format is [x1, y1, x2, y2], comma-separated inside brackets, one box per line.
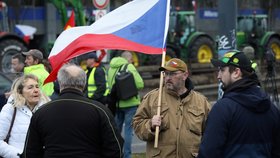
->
[0, 1, 28, 72]
[0, 0, 87, 73]
[237, 13, 280, 60]
[168, 11, 280, 64]
[167, 11, 216, 64]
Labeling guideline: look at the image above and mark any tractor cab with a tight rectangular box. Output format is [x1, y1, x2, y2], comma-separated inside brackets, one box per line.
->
[237, 13, 280, 60]
[167, 11, 215, 63]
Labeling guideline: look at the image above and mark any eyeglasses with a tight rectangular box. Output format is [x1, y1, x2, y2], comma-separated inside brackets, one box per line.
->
[164, 71, 184, 77]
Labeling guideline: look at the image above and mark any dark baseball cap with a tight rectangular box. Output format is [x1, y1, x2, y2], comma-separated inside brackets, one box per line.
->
[22, 49, 43, 60]
[211, 50, 253, 72]
[86, 52, 97, 60]
[159, 58, 187, 72]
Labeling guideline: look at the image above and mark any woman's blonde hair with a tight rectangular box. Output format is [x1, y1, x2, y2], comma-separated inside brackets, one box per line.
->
[11, 74, 50, 108]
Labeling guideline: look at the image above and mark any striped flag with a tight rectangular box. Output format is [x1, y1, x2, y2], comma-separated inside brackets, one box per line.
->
[44, 0, 170, 84]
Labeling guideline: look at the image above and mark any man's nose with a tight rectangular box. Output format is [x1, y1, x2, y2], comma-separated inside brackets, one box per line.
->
[217, 70, 222, 79]
[34, 87, 40, 92]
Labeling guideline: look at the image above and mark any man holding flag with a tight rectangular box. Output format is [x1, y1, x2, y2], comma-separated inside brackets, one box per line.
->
[42, 0, 172, 154]
[133, 58, 211, 158]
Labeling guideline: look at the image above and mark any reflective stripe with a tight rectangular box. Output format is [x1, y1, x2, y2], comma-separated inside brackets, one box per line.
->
[103, 67, 110, 96]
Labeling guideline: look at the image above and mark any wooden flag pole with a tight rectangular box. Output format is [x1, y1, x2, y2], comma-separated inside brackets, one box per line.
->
[154, 50, 166, 148]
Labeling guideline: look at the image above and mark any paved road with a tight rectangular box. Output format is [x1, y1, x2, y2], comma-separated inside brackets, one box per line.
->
[131, 133, 146, 153]
[120, 126, 146, 154]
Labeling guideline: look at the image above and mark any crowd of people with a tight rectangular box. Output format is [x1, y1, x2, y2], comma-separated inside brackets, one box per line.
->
[0, 48, 279, 158]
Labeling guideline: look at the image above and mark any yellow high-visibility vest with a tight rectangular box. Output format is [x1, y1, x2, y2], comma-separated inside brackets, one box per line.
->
[87, 67, 109, 98]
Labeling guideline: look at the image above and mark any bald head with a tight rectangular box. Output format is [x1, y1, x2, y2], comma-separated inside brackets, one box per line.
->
[65, 65, 82, 77]
[57, 63, 86, 91]
[243, 46, 255, 60]
[121, 51, 133, 63]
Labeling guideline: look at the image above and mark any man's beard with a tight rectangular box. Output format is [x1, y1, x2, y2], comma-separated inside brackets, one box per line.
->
[221, 80, 233, 91]
[166, 82, 180, 92]
[221, 84, 227, 91]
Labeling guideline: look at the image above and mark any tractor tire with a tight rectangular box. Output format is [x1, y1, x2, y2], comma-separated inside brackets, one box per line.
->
[189, 36, 215, 63]
[266, 37, 280, 60]
[0, 39, 28, 72]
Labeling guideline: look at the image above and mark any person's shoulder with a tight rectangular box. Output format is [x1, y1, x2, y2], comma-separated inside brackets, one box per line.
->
[34, 96, 90, 113]
[24, 64, 47, 74]
[94, 66, 105, 73]
[30, 63, 44, 69]
[34, 101, 53, 113]
[127, 63, 137, 70]
[211, 97, 236, 111]
[191, 90, 209, 100]
[68, 96, 106, 111]
[82, 99, 114, 117]
[142, 88, 159, 100]
[91, 100, 105, 107]
[1, 101, 14, 113]
[109, 57, 127, 67]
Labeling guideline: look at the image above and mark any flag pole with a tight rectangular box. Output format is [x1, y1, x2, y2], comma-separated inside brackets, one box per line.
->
[154, 50, 166, 148]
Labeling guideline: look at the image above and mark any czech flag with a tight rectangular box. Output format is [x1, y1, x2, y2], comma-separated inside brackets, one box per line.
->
[44, 0, 170, 84]
[14, 25, 37, 44]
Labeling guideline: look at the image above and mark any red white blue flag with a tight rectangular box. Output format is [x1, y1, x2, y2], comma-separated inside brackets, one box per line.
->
[45, 0, 170, 83]
[14, 25, 37, 44]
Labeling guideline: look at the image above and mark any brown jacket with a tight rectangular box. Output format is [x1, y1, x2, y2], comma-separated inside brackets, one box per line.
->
[133, 86, 211, 158]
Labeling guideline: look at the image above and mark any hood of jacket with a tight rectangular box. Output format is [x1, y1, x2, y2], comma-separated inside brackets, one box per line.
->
[185, 78, 194, 90]
[182, 78, 194, 97]
[223, 75, 271, 113]
[109, 57, 128, 69]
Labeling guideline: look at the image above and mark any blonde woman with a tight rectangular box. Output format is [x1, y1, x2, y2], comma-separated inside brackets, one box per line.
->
[0, 74, 50, 158]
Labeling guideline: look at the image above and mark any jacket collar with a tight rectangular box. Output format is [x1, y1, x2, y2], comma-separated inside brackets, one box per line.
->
[165, 78, 194, 97]
[60, 88, 84, 97]
[223, 73, 259, 94]
[24, 64, 45, 73]
[19, 103, 43, 116]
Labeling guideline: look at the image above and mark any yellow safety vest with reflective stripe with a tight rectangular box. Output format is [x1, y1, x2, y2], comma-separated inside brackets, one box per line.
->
[87, 67, 109, 98]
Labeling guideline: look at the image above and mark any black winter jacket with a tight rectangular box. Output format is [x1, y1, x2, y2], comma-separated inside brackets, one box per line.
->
[22, 88, 123, 158]
[198, 75, 280, 158]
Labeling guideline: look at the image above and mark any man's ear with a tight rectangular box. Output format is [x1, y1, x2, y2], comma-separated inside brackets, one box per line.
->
[34, 59, 39, 65]
[233, 68, 242, 79]
[183, 71, 189, 81]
